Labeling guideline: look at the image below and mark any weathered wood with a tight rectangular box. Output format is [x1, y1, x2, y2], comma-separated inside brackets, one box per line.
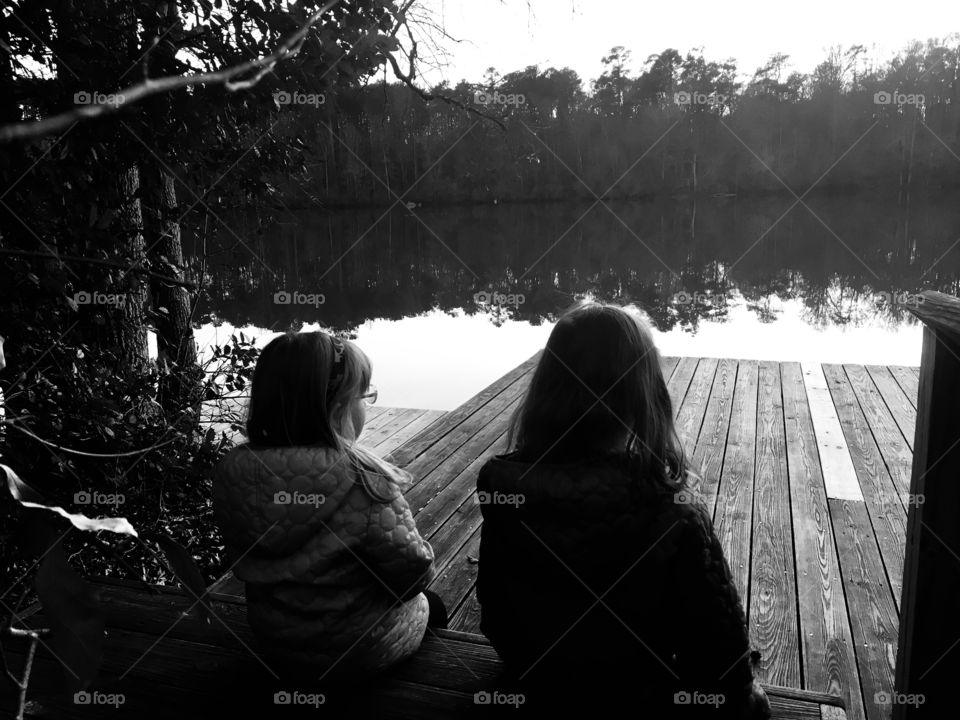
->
[675, 356, 719, 451]
[828, 498, 899, 720]
[427, 528, 482, 618]
[801, 364, 863, 501]
[749, 361, 800, 688]
[377, 409, 446, 457]
[414, 430, 512, 538]
[689, 357, 738, 518]
[843, 364, 913, 505]
[715, 359, 759, 600]
[361, 408, 429, 448]
[863, 365, 916, 450]
[894, 322, 960, 720]
[660, 354, 681, 381]
[447, 588, 482, 634]
[781, 363, 864, 720]
[822, 364, 905, 609]
[887, 366, 919, 410]
[908, 290, 960, 337]
[358, 405, 409, 435]
[666, 355, 699, 418]
[389, 353, 540, 467]
[400, 373, 530, 489]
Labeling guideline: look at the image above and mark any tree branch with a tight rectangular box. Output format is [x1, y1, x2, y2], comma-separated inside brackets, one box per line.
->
[0, 0, 342, 143]
[385, 43, 507, 131]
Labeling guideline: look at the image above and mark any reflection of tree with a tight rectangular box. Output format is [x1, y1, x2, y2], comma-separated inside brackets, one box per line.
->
[189, 193, 960, 333]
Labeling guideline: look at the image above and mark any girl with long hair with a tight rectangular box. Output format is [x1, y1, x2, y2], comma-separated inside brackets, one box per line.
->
[476, 302, 770, 717]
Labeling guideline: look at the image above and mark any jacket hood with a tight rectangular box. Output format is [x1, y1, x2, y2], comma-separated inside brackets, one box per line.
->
[213, 444, 364, 557]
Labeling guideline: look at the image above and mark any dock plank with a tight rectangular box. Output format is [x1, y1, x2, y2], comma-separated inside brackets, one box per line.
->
[689, 357, 738, 518]
[864, 365, 916, 450]
[448, 588, 482, 634]
[427, 528, 482, 617]
[888, 366, 919, 409]
[361, 408, 429, 448]
[828, 498, 899, 720]
[782, 363, 865, 720]
[667, 356, 699, 418]
[389, 353, 539, 467]
[375, 409, 446, 457]
[844, 364, 914, 506]
[675, 357, 719, 452]
[822, 365, 905, 611]
[801, 364, 863, 502]
[715, 359, 759, 600]
[398, 379, 530, 493]
[749, 361, 800, 688]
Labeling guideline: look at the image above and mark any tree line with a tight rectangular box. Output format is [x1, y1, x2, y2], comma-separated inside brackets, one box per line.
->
[267, 40, 960, 207]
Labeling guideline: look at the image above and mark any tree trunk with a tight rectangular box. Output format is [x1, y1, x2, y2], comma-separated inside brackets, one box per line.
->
[111, 164, 151, 369]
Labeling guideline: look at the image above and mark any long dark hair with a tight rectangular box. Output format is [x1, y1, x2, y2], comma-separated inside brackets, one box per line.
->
[245, 331, 409, 500]
[508, 302, 686, 486]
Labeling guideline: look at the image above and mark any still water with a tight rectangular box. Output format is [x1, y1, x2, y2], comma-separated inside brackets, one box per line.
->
[189, 194, 958, 410]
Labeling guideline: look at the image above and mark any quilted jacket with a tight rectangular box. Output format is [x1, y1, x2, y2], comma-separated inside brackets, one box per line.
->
[212, 444, 435, 676]
[476, 450, 762, 715]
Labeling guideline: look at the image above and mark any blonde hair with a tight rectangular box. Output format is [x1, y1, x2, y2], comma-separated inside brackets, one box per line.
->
[246, 331, 410, 502]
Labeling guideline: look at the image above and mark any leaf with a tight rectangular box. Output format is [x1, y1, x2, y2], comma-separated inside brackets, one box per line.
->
[142, 531, 214, 623]
[3, 463, 47, 504]
[4, 466, 138, 537]
[35, 542, 105, 693]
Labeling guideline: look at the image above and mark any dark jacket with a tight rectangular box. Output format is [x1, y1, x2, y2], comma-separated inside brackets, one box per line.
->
[476, 450, 761, 715]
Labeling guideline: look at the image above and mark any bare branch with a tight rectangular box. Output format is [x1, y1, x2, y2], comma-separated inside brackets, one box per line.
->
[385, 46, 506, 131]
[0, 0, 342, 143]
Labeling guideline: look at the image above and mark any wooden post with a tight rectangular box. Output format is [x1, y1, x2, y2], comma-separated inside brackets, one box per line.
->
[894, 290, 960, 719]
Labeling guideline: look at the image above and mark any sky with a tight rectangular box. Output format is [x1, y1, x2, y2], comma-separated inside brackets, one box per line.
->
[411, 0, 958, 88]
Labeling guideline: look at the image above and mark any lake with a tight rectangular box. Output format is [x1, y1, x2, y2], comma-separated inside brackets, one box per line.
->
[188, 193, 960, 410]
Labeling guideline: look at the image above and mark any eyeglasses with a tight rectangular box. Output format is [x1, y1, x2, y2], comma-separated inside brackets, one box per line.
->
[360, 385, 378, 405]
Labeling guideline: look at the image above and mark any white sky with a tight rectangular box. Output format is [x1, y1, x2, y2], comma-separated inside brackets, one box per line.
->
[414, 0, 958, 87]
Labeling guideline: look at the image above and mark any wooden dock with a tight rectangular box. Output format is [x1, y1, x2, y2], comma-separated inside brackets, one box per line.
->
[5, 355, 920, 719]
[206, 355, 918, 720]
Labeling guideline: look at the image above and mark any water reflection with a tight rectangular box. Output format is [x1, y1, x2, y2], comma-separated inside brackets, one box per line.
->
[187, 194, 956, 407]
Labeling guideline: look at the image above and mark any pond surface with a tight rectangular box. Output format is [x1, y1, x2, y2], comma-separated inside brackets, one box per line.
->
[189, 194, 959, 409]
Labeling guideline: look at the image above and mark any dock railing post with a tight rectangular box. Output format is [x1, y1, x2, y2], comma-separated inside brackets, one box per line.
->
[894, 290, 960, 719]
